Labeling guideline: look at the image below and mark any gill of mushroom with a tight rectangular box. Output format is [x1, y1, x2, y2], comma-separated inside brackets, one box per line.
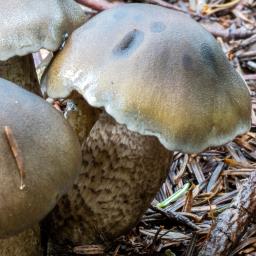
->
[0, 79, 81, 256]
[42, 3, 251, 251]
[0, 0, 86, 96]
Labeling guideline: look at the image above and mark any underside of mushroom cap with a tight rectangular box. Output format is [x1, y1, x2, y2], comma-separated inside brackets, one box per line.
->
[44, 3, 251, 153]
[0, 0, 86, 61]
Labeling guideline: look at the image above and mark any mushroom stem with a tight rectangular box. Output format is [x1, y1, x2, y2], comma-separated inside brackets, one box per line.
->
[0, 55, 42, 96]
[63, 91, 100, 143]
[0, 225, 42, 256]
[44, 113, 172, 250]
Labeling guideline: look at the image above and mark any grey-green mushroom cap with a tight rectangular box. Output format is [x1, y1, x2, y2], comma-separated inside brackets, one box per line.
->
[0, 0, 86, 61]
[0, 78, 81, 238]
[44, 3, 251, 153]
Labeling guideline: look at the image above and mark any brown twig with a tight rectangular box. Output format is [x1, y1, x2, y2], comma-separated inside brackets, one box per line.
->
[76, 0, 187, 13]
[144, 0, 188, 13]
[112, 244, 121, 256]
[237, 50, 256, 60]
[151, 205, 200, 231]
[75, 0, 121, 11]
[151, 225, 164, 247]
[4, 126, 26, 190]
[244, 74, 256, 81]
[202, 0, 240, 15]
[205, 27, 255, 41]
[229, 34, 256, 55]
[73, 244, 105, 255]
[185, 232, 198, 256]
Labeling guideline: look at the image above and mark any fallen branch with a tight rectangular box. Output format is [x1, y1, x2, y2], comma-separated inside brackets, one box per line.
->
[198, 171, 256, 256]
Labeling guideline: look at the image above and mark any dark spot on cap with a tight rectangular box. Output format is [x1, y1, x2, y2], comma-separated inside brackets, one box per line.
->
[150, 22, 166, 33]
[182, 54, 193, 71]
[112, 29, 144, 58]
[200, 43, 218, 73]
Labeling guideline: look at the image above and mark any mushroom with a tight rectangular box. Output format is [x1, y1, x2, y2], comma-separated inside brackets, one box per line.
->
[0, 0, 86, 95]
[0, 78, 81, 239]
[42, 3, 251, 249]
[0, 2, 85, 254]
[43, 112, 172, 249]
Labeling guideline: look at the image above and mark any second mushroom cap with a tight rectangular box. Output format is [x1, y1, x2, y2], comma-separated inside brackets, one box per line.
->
[0, 78, 81, 238]
[0, 0, 85, 60]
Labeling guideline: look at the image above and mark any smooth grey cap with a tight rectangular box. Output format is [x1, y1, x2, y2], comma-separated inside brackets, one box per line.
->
[0, 78, 81, 238]
[0, 0, 86, 60]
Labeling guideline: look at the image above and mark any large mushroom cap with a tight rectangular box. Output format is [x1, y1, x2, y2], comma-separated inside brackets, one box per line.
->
[0, 78, 81, 238]
[44, 3, 251, 153]
[0, 0, 86, 61]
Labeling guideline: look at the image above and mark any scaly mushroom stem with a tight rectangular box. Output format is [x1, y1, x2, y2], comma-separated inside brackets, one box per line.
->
[64, 92, 100, 143]
[44, 113, 172, 251]
[0, 225, 41, 256]
[0, 55, 41, 96]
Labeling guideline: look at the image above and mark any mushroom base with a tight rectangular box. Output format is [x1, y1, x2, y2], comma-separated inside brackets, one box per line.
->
[43, 113, 172, 252]
[0, 55, 42, 96]
[0, 225, 42, 256]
